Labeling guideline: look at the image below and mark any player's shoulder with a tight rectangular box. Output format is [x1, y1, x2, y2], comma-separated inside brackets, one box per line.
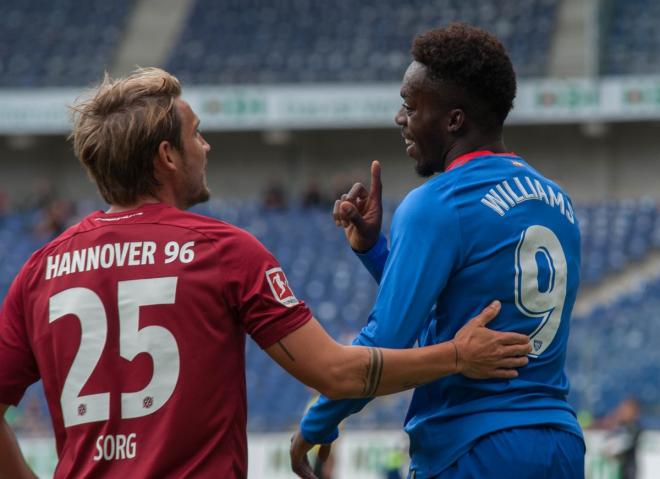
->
[159, 207, 244, 236]
[517, 158, 578, 218]
[504, 155, 570, 194]
[460, 152, 575, 203]
[178, 209, 263, 241]
[401, 167, 463, 208]
[398, 174, 443, 209]
[456, 153, 529, 184]
[160, 208, 272, 257]
[394, 177, 459, 230]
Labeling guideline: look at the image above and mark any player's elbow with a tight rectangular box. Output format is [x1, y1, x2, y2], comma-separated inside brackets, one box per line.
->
[317, 384, 345, 401]
[316, 381, 350, 400]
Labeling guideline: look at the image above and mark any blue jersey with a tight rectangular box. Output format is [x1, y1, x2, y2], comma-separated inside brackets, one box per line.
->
[301, 152, 584, 477]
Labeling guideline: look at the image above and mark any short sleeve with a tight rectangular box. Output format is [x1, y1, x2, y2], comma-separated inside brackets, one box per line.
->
[0, 270, 40, 405]
[222, 229, 312, 349]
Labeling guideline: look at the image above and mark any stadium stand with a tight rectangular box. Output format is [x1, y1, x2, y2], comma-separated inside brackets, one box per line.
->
[0, 209, 48, 298]
[2, 197, 659, 433]
[580, 197, 659, 284]
[568, 276, 660, 426]
[0, 0, 131, 87]
[600, 0, 660, 75]
[166, 0, 559, 85]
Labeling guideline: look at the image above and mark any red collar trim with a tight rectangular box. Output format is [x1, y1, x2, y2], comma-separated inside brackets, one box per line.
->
[445, 150, 517, 172]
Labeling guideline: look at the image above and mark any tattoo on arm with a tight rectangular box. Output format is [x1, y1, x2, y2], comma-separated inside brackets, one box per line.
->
[362, 348, 384, 397]
[278, 341, 295, 362]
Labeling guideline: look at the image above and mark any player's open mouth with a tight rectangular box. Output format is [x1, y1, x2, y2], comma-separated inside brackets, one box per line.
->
[403, 137, 415, 156]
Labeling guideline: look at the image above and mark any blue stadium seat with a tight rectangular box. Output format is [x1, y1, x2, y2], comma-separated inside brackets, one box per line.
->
[167, 0, 559, 85]
[0, 0, 131, 87]
[568, 277, 660, 421]
[577, 198, 658, 284]
[600, 0, 660, 74]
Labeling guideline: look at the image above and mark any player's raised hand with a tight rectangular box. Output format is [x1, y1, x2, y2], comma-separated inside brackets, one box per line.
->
[332, 160, 383, 252]
[290, 430, 331, 479]
[452, 301, 532, 379]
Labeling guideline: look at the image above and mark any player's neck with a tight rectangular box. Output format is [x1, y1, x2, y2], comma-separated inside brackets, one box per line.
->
[106, 196, 164, 214]
[443, 137, 507, 170]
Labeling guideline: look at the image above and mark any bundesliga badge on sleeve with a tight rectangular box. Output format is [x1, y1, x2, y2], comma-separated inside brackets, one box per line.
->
[266, 267, 299, 307]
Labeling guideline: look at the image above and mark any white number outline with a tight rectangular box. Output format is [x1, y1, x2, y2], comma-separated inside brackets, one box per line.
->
[49, 277, 180, 427]
[514, 225, 568, 358]
[50, 288, 110, 427]
[119, 277, 179, 419]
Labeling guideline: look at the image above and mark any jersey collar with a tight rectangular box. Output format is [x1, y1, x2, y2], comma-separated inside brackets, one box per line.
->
[445, 150, 517, 172]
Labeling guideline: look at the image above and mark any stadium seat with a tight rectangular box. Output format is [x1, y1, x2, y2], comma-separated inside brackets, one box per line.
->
[0, 0, 131, 87]
[600, 0, 660, 75]
[167, 0, 559, 85]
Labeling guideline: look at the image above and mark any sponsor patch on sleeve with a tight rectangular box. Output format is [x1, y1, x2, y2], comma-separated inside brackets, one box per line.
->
[265, 267, 299, 307]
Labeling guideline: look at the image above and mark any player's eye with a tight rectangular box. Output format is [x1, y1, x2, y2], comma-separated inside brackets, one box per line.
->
[402, 103, 413, 115]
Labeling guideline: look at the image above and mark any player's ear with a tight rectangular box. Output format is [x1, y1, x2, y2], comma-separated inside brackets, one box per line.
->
[154, 140, 178, 173]
[447, 109, 465, 133]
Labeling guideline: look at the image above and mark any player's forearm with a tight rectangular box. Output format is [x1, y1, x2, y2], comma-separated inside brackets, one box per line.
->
[0, 418, 37, 479]
[329, 342, 456, 398]
[267, 319, 456, 400]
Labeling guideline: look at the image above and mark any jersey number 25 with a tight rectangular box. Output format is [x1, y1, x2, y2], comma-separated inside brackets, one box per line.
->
[49, 277, 180, 427]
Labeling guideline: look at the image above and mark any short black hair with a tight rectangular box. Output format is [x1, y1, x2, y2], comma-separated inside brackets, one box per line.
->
[411, 23, 517, 127]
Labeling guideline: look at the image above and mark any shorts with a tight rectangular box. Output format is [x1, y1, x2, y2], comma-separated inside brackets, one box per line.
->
[411, 426, 585, 479]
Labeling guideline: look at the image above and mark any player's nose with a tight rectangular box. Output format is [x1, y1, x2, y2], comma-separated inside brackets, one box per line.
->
[394, 106, 407, 126]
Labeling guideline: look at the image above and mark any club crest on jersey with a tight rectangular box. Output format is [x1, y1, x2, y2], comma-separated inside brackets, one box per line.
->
[266, 267, 299, 307]
[533, 339, 543, 352]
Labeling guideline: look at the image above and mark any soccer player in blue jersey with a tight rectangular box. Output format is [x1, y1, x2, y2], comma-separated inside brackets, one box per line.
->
[290, 23, 585, 479]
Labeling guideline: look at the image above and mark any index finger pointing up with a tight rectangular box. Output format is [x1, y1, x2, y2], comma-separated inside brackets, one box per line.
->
[370, 160, 382, 200]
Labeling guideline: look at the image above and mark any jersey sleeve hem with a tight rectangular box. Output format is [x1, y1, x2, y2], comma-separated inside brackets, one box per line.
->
[300, 424, 339, 445]
[251, 308, 313, 349]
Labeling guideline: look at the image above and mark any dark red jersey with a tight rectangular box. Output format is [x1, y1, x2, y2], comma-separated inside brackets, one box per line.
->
[0, 203, 311, 478]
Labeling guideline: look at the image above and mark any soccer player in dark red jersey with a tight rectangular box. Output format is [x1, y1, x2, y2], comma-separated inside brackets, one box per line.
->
[0, 68, 531, 479]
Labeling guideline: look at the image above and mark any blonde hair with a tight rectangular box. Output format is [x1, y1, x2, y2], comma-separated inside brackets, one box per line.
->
[70, 67, 182, 205]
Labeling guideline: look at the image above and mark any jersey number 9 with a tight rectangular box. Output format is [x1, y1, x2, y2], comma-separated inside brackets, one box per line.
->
[514, 225, 568, 357]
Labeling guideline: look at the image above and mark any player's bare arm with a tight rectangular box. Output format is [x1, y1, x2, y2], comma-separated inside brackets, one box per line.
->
[333, 160, 383, 252]
[287, 300, 530, 479]
[0, 403, 37, 479]
[288, 301, 530, 478]
[267, 300, 531, 401]
[278, 339, 384, 396]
